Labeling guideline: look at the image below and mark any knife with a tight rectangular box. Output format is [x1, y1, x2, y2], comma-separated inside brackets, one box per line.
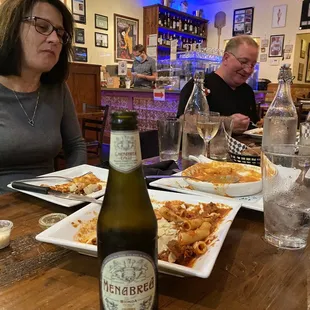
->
[11, 181, 102, 205]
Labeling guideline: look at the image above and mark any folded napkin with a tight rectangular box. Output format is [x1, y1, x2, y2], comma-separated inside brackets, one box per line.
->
[99, 160, 179, 181]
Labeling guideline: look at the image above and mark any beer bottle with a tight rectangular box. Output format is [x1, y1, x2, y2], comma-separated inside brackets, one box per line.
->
[97, 111, 158, 310]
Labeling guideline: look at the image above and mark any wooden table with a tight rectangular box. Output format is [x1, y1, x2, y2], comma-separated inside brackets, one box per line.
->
[0, 191, 308, 309]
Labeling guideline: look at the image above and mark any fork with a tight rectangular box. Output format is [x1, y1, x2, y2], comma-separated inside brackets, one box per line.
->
[16, 171, 93, 183]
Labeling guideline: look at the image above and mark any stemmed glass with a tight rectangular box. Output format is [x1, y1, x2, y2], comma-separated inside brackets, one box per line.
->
[196, 111, 221, 157]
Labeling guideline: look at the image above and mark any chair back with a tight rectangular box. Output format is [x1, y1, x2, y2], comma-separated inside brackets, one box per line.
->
[81, 104, 109, 158]
[139, 130, 159, 159]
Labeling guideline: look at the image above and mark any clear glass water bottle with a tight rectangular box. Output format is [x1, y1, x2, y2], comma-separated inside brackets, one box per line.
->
[182, 72, 209, 159]
[262, 64, 298, 148]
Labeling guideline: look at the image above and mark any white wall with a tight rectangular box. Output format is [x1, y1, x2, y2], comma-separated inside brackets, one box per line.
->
[203, 0, 310, 82]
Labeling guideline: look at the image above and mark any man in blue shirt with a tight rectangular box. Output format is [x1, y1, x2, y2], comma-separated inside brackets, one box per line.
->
[131, 44, 157, 88]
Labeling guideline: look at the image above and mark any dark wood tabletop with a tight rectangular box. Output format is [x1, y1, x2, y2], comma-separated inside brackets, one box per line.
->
[0, 189, 308, 310]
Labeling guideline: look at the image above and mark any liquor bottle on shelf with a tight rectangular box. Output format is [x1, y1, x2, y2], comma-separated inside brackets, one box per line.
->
[167, 13, 171, 28]
[172, 15, 176, 29]
[182, 72, 209, 159]
[178, 17, 182, 31]
[193, 22, 198, 35]
[158, 33, 163, 45]
[166, 33, 171, 46]
[189, 20, 193, 33]
[176, 17, 180, 30]
[158, 12, 162, 26]
[183, 19, 188, 32]
[98, 111, 158, 310]
[199, 24, 204, 36]
[163, 12, 167, 27]
[262, 64, 298, 148]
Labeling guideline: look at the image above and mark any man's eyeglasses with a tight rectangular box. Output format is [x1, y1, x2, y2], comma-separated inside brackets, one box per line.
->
[23, 16, 71, 45]
[227, 52, 256, 70]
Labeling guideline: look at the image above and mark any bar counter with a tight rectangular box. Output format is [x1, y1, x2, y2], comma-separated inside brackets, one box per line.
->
[101, 88, 271, 134]
[101, 88, 180, 132]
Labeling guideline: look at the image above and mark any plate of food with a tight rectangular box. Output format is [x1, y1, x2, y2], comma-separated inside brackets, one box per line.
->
[243, 128, 264, 139]
[36, 189, 241, 278]
[181, 160, 262, 197]
[7, 164, 108, 207]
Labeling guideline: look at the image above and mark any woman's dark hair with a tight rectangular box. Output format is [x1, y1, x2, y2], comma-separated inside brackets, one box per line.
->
[0, 0, 74, 84]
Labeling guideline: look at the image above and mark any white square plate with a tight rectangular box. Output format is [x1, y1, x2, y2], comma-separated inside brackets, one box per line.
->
[36, 189, 241, 278]
[149, 175, 263, 212]
[7, 164, 108, 207]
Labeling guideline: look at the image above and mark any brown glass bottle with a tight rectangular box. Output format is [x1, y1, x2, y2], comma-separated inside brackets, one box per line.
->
[97, 111, 158, 310]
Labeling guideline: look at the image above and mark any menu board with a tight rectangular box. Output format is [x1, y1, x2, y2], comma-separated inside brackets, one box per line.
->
[232, 7, 254, 36]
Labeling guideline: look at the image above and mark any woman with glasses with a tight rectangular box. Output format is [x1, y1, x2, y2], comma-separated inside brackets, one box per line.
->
[0, 0, 86, 194]
[178, 35, 260, 134]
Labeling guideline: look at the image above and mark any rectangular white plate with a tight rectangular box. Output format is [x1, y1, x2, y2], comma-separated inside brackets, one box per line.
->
[36, 189, 241, 278]
[243, 128, 263, 139]
[149, 175, 263, 212]
[7, 164, 108, 207]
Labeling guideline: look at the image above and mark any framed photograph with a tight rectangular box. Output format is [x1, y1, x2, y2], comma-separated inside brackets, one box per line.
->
[260, 54, 267, 62]
[95, 14, 108, 30]
[261, 39, 269, 48]
[306, 43, 310, 83]
[95, 32, 108, 48]
[71, 0, 86, 24]
[300, 1, 310, 29]
[74, 28, 85, 44]
[284, 44, 293, 53]
[232, 7, 254, 36]
[261, 47, 266, 53]
[269, 34, 285, 57]
[298, 63, 304, 81]
[300, 39, 307, 58]
[272, 5, 287, 28]
[114, 14, 139, 63]
[73, 46, 87, 62]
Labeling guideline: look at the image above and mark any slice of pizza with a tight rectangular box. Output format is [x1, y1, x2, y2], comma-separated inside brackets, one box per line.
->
[48, 172, 106, 195]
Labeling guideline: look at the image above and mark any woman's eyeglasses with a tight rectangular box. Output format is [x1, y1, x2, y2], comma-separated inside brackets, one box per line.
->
[23, 16, 71, 45]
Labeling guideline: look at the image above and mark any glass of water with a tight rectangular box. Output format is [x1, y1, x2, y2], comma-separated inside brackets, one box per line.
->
[157, 118, 182, 162]
[262, 144, 310, 250]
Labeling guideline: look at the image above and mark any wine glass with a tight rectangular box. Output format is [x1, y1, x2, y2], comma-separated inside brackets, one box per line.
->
[196, 111, 221, 157]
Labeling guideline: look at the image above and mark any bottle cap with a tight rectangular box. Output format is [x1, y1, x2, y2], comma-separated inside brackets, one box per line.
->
[278, 64, 293, 82]
[39, 213, 67, 230]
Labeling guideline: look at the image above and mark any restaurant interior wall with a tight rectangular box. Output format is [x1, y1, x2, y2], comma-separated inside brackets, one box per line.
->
[64, 0, 144, 67]
[293, 33, 310, 84]
[202, 0, 310, 82]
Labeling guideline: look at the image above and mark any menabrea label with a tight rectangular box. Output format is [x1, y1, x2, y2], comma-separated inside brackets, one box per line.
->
[101, 251, 156, 310]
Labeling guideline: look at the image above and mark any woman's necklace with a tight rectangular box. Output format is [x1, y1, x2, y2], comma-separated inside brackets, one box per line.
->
[13, 89, 40, 127]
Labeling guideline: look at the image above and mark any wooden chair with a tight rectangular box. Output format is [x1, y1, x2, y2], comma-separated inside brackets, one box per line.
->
[81, 103, 109, 164]
[296, 98, 310, 124]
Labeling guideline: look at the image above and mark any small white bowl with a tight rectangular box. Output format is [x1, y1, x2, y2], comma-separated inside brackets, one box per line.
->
[0, 220, 13, 249]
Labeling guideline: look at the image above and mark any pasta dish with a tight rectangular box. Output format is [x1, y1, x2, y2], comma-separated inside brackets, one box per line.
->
[44, 172, 106, 195]
[72, 199, 232, 267]
[182, 162, 261, 184]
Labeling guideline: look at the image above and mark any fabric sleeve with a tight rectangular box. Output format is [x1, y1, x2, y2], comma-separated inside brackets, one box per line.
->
[248, 89, 260, 124]
[177, 78, 194, 118]
[61, 83, 87, 167]
[151, 59, 157, 74]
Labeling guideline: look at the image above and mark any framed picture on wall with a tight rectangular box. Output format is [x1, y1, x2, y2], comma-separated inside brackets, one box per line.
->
[269, 34, 285, 57]
[232, 7, 254, 36]
[71, 0, 86, 24]
[95, 14, 108, 30]
[272, 4, 287, 28]
[298, 63, 304, 81]
[305, 43, 310, 82]
[74, 28, 85, 44]
[73, 46, 88, 62]
[301, 39, 307, 58]
[95, 32, 108, 48]
[114, 14, 139, 63]
[300, 0, 310, 29]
